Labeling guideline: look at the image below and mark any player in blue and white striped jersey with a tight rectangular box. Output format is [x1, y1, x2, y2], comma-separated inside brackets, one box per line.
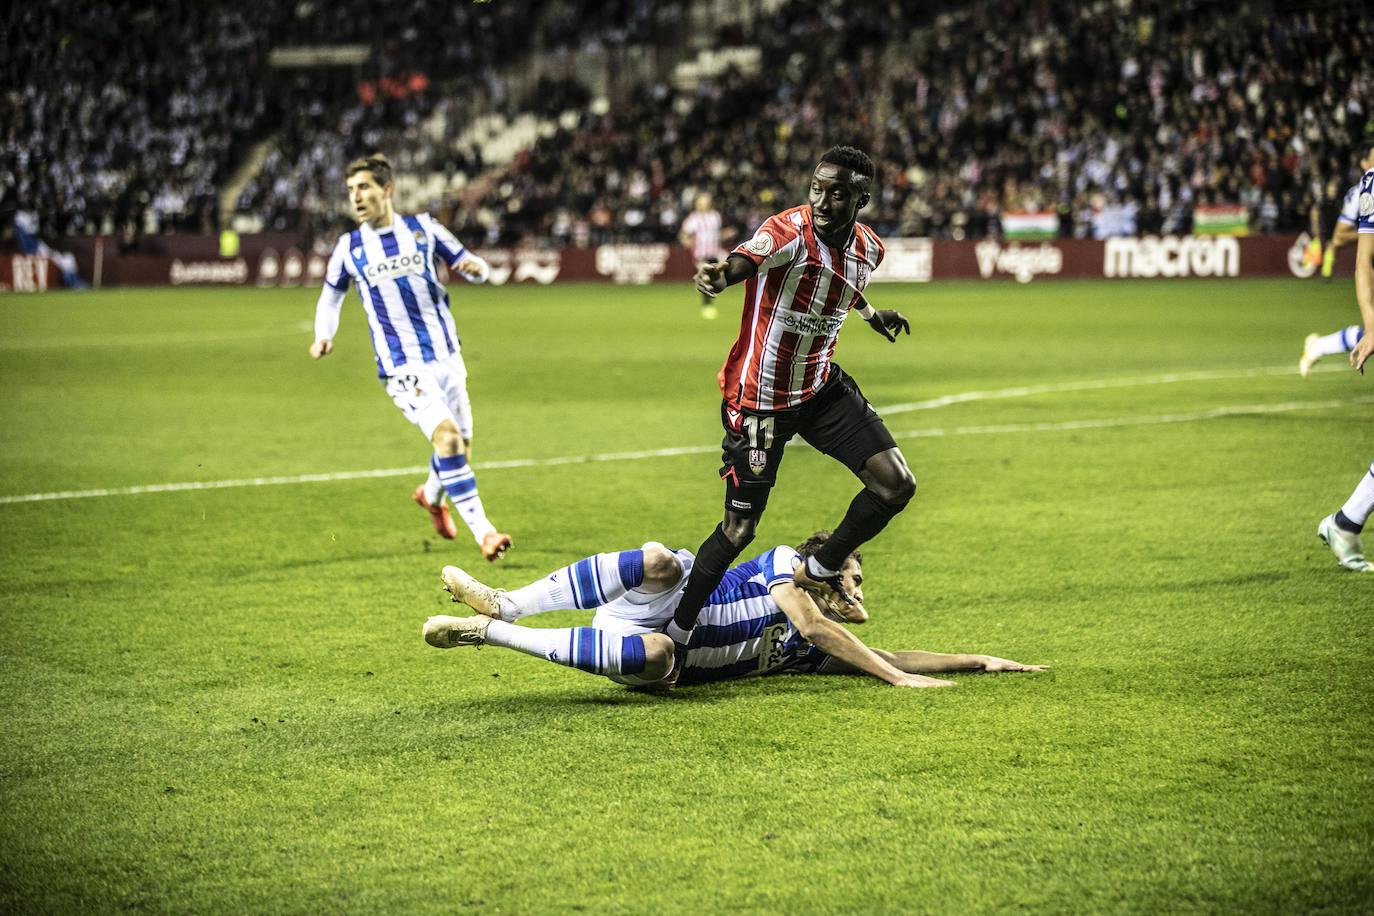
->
[310, 154, 511, 561]
[423, 532, 1047, 688]
[1314, 163, 1374, 573]
[1300, 145, 1374, 378]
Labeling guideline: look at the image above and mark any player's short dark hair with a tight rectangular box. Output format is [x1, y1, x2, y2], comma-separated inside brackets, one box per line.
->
[819, 145, 875, 181]
[795, 530, 861, 567]
[346, 153, 393, 186]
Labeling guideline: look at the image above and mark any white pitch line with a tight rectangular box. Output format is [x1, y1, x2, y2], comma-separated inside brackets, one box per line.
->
[0, 467, 430, 504]
[2, 394, 1367, 506]
[0, 327, 303, 351]
[881, 363, 1347, 414]
[890, 395, 1374, 439]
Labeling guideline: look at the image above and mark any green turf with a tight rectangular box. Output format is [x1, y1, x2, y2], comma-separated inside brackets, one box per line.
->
[1, 279, 1371, 914]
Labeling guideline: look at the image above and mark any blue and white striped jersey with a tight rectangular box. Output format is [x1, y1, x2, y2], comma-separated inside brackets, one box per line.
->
[677, 545, 830, 686]
[1356, 168, 1374, 235]
[1338, 181, 1363, 228]
[315, 212, 484, 377]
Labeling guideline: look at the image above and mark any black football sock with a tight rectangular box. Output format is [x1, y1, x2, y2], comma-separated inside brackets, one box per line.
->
[671, 523, 748, 631]
[814, 488, 909, 571]
[1334, 510, 1363, 534]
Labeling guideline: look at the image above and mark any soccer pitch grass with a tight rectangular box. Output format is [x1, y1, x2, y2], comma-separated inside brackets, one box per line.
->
[2, 278, 1371, 914]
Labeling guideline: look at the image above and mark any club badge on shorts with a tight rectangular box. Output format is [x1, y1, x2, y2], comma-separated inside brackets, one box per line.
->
[749, 448, 768, 475]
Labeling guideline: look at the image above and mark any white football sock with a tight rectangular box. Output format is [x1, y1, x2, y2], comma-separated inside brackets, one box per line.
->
[484, 620, 648, 676]
[1341, 461, 1374, 527]
[433, 452, 495, 543]
[503, 550, 646, 618]
[1313, 326, 1364, 357]
[806, 555, 838, 578]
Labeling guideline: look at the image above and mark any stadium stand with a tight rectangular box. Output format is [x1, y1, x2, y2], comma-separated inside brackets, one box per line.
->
[3, 0, 1370, 250]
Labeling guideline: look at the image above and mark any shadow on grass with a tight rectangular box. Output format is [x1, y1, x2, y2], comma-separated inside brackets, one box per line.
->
[465, 672, 887, 714]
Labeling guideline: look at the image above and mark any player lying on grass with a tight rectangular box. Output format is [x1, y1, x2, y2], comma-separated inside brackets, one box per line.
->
[422, 532, 1046, 688]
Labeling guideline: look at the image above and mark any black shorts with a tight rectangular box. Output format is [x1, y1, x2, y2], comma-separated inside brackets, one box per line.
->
[718, 363, 898, 516]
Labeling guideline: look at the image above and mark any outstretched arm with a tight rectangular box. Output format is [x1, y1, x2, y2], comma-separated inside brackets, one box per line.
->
[771, 583, 954, 688]
[821, 647, 1047, 675]
[881, 650, 1046, 673]
[695, 253, 757, 297]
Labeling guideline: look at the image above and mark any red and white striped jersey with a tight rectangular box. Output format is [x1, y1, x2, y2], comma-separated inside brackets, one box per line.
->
[717, 205, 884, 410]
[681, 208, 724, 261]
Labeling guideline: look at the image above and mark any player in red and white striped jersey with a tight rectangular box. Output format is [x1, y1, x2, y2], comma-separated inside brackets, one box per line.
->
[680, 193, 731, 319]
[716, 199, 885, 410]
[664, 146, 918, 655]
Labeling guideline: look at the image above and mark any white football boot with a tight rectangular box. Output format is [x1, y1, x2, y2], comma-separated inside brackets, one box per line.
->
[423, 614, 491, 649]
[440, 565, 515, 620]
[1299, 333, 1321, 379]
[1317, 515, 1374, 572]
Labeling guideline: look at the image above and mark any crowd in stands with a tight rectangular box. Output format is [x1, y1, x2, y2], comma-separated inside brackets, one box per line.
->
[3, 0, 1371, 249]
[236, 0, 686, 238]
[3, 1, 275, 241]
[452, 0, 1373, 246]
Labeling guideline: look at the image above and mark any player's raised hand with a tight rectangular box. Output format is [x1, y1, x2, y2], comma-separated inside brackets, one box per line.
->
[310, 339, 333, 359]
[866, 309, 910, 342]
[694, 259, 727, 297]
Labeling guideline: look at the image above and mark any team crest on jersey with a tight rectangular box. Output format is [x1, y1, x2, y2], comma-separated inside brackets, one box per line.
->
[744, 232, 774, 257]
[749, 448, 767, 475]
[351, 247, 363, 260]
[856, 263, 870, 286]
[1361, 192, 1374, 218]
[413, 229, 425, 243]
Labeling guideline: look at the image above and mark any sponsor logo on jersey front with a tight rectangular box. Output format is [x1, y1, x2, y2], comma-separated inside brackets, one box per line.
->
[364, 251, 428, 283]
[774, 310, 847, 335]
[760, 621, 789, 671]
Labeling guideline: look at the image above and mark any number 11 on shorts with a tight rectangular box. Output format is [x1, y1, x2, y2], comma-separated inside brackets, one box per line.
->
[742, 415, 774, 449]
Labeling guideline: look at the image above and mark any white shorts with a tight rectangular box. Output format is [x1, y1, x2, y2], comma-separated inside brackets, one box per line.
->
[382, 351, 473, 440]
[590, 545, 696, 638]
